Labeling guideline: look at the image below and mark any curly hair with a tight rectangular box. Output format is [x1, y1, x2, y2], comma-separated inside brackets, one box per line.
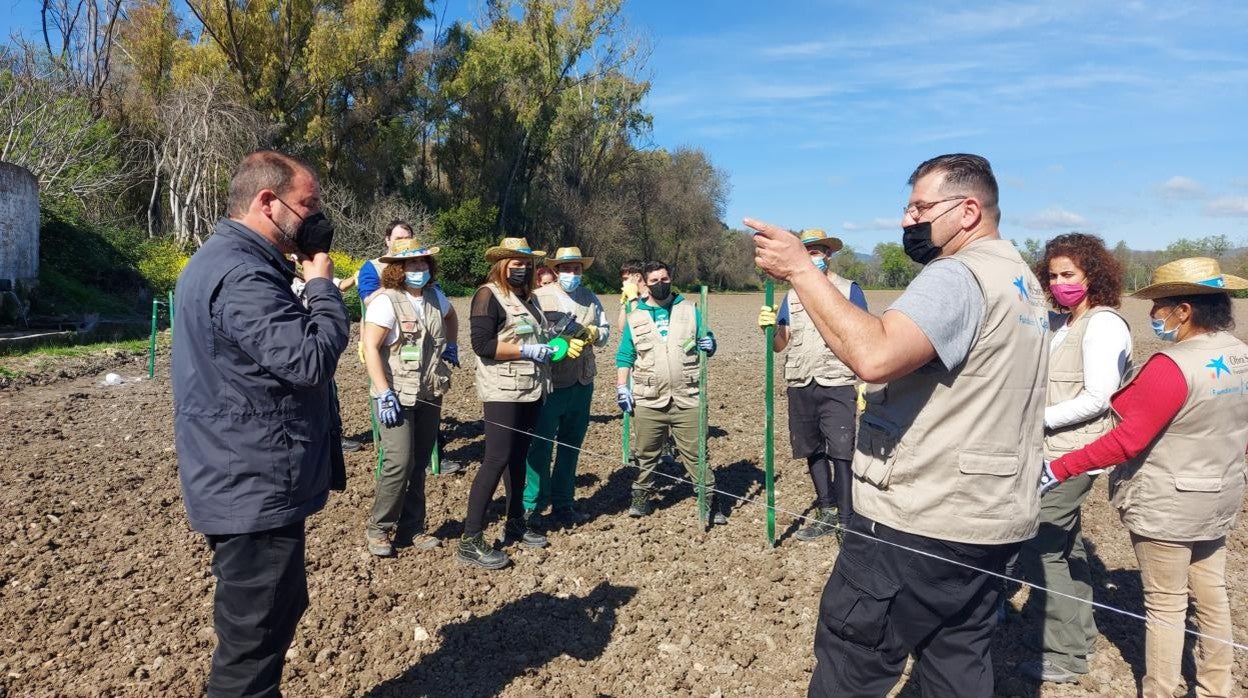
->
[380, 257, 437, 290]
[1034, 233, 1124, 309]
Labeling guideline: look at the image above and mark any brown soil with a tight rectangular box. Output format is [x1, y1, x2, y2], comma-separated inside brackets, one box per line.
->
[1, 292, 1246, 697]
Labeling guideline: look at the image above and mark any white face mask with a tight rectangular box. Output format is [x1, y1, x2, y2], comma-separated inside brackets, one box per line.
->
[559, 272, 581, 292]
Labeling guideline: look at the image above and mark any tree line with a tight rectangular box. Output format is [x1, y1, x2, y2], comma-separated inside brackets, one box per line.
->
[2, 0, 759, 294]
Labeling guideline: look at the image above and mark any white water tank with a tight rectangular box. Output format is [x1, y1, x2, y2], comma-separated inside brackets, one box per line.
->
[0, 162, 39, 295]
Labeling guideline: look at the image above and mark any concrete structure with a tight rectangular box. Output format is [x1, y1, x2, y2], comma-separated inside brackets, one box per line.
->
[0, 162, 39, 297]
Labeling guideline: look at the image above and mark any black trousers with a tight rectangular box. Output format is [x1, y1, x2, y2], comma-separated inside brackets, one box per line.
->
[463, 400, 543, 537]
[205, 520, 308, 698]
[809, 515, 1017, 698]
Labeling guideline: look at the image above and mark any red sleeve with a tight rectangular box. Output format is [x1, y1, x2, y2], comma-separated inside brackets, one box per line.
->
[1050, 355, 1187, 480]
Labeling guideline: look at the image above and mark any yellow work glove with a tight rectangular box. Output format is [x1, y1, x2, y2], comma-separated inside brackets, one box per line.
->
[621, 281, 639, 304]
[565, 337, 588, 360]
[758, 305, 777, 329]
[577, 324, 601, 345]
[357, 340, 366, 365]
[856, 383, 867, 414]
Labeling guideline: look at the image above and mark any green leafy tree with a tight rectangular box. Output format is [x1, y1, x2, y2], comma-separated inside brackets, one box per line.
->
[875, 242, 919, 288]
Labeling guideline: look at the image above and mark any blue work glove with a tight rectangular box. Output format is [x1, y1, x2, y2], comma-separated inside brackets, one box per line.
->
[374, 389, 403, 428]
[1037, 460, 1060, 496]
[616, 385, 634, 414]
[441, 342, 460, 368]
[697, 334, 717, 357]
[519, 343, 554, 364]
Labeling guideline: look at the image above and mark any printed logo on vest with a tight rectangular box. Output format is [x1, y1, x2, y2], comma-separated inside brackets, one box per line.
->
[1012, 275, 1029, 301]
[1207, 355, 1231, 379]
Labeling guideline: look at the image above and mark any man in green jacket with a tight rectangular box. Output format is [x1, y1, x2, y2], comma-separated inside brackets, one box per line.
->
[615, 261, 726, 526]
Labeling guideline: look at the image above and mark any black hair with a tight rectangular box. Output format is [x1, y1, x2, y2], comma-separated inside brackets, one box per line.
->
[1158, 293, 1236, 332]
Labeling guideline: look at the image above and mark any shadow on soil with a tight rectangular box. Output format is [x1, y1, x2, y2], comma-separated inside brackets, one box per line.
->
[364, 582, 638, 698]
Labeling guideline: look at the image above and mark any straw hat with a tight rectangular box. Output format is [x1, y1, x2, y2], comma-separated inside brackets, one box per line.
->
[484, 237, 546, 264]
[378, 238, 439, 262]
[799, 228, 843, 253]
[1132, 257, 1248, 300]
[545, 246, 594, 270]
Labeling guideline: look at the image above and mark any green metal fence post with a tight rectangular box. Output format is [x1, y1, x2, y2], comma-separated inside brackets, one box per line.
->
[148, 299, 159, 378]
[430, 441, 441, 475]
[764, 280, 776, 546]
[167, 291, 175, 331]
[697, 285, 710, 528]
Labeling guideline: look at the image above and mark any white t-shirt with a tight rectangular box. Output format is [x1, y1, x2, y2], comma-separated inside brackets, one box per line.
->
[364, 287, 452, 346]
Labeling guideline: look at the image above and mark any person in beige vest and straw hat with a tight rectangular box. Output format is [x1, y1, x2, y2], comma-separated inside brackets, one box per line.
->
[1014, 232, 1133, 683]
[757, 228, 869, 542]
[525, 246, 610, 532]
[749, 154, 1048, 697]
[360, 238, 457, 557]
[1039, 256, 1248, 698]
[459, 237, 554, 569]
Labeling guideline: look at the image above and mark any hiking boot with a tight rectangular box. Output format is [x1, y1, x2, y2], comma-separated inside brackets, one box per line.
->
[427, 459, 464, 476]
[699, 494, 728, 526]
[628, 492, 653, 517]
[499, 514, 549, 549]
[457, 533, 510, 569]
[553, 506, 589, 527]
[365, 531, 393, 557]
[341, 437, 363, 453]
[394, 530, 441, 551]
[795, 507, 838, 542]
[1017, 659, 1083, 684]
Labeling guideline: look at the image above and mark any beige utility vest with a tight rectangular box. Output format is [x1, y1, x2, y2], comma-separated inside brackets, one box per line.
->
[628, 300, 700, 410]
[474, 283, 551, 403]
[784, 273, 859, 388]
[1109, 331, 1248, 542]
[533, 283, 599, 390]
[373, 288, 451, 406]
[1044, 307, 1132, 459]
[853, 239, 1049, 545]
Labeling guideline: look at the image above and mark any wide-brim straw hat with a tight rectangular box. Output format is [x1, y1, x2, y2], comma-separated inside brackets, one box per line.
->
[545, 246, 594, 270]
[379, 238, 439, 262]
[1132, 256, 1248, 300]
[485, 237, 546, 264]
[799, 228, 843, 253]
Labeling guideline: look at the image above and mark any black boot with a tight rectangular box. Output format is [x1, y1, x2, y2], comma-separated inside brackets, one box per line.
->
[456, 533, 509, 569]
[700, 493, 729, 526]
[795, 507, 838, 542]
[500, 513, 549, 548]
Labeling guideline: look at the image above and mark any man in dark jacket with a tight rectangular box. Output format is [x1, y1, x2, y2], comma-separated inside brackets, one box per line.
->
[173, 150, 349, 696]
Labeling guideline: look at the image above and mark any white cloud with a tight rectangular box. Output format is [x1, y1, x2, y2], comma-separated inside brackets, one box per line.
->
[842, 218, 897, 232]
[1020, 207, 1088, 231]
[1203, 197, 1248, 217]
[1157, 176, 1205, 200]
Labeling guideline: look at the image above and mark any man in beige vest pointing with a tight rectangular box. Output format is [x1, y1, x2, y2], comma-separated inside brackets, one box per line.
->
[749, 154, 1048, 697]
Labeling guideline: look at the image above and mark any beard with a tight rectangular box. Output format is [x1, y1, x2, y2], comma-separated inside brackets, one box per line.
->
[272, 210, 301, 253]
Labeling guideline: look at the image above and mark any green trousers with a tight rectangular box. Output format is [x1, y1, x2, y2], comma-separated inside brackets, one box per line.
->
[368, 398, 440, 537]
[631, 402, 714, 494]
[524, 382, 593, 512]
[1019, 473, 1098, 673]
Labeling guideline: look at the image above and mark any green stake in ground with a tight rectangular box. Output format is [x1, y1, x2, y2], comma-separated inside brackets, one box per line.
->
[764, 279, 776, 546]
[697, 285, 710, 528]
[430, 441, 440, 475]
[167, 290, 175, 331]
[148, 298, 162, 378]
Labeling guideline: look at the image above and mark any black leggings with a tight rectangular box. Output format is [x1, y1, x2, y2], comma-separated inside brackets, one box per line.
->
[463, 400, 543, 537]
[807, 453, 853, 524]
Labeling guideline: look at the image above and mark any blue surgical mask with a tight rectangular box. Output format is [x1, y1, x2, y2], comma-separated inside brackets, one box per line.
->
[559, 272, 581, 292]
[812, 257, 828, 273]
[405, 271, 429, 289]
[1150, 309, 1179, 342]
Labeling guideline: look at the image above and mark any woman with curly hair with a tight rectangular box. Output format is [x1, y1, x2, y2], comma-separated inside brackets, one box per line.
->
[1017, 232, 1133, 684]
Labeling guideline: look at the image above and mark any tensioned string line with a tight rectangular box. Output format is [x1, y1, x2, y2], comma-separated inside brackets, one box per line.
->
[405, 394, 1248, 653]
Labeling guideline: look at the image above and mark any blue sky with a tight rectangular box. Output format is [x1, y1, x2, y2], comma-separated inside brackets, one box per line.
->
[6, 0, 1247, 251]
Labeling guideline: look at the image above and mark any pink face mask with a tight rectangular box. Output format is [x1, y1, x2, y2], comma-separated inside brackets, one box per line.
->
[1050, 282, 1087, 308]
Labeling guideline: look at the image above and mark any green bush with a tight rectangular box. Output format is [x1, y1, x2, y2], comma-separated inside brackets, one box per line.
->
[137, 239, 190, 296]
[433, 198, 497, 293]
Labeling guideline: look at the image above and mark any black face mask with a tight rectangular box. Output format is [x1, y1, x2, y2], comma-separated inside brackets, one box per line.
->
[901, 222, 941, 266]
[648, 281, 672, 302]
[507, 266, 531, 288]
[295, 212, 335, 256]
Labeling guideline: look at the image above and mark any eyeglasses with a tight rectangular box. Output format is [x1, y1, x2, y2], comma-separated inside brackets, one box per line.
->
[903, 196, 967, 218]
